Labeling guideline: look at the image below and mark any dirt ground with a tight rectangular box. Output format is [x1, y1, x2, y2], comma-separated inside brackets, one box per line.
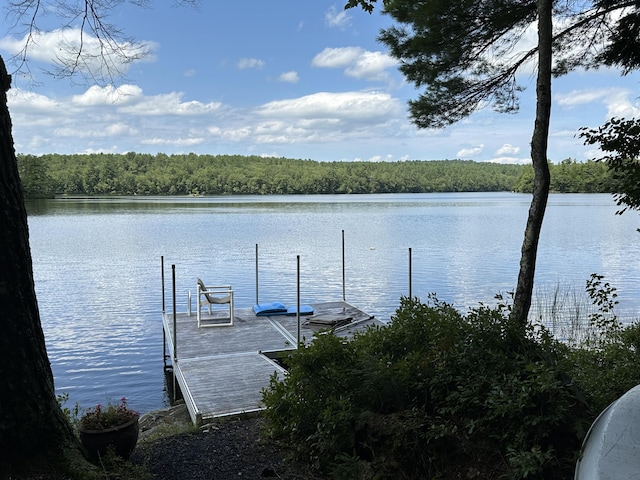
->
[131, 407, 317, 480]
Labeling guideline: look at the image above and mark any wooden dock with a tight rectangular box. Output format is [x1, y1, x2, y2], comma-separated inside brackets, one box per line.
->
[162, 301, 381, 424]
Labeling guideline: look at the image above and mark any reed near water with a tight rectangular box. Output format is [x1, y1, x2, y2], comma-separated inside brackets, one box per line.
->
[530, 275, 636, 346]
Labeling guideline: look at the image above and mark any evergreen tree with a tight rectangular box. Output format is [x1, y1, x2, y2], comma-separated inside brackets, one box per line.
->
[347, 0, 640, 324]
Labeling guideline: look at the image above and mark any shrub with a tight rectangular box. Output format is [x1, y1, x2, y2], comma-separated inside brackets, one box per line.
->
[569, 274, 640, 413]
[262, 296, 592, 479]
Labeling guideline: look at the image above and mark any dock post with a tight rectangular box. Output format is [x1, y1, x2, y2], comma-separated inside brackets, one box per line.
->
[342, 230, 346, 301]
[255, 243, 259, 305]
[172, 264, 177, 404]
[297, 255, 301, 348]
[161, 256, 165, 313]
[162, 256, 166, 372]
[409, 247, 412, 299]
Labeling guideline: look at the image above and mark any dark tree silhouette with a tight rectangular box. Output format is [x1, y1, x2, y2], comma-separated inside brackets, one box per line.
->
[0, 0, 176, 474]
[0, 55, 92, 476]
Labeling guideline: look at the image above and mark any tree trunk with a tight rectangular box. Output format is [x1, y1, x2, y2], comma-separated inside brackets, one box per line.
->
[0, 55, 90, 476]
[510, 0, 552, 325]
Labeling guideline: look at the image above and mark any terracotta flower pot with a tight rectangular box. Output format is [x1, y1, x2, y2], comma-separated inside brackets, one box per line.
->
[78, 414, 140, 460]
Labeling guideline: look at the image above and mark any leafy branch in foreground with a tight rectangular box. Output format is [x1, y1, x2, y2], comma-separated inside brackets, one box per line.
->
[580, 118, 640, 216]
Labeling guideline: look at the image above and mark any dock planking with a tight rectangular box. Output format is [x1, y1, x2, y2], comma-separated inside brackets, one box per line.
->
[163, 301, 382, 424]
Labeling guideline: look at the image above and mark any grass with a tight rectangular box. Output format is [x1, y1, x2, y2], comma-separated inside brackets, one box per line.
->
[529, 281, 597, 345]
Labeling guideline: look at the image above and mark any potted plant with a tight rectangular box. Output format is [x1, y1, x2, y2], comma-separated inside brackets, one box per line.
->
[78, 397, 140, 460]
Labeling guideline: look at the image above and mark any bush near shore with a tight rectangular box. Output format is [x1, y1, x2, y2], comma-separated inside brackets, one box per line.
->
[262, 283, 640, 479]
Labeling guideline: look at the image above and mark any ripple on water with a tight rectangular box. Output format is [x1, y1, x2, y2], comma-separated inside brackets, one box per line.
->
[29, 193, 640, 414]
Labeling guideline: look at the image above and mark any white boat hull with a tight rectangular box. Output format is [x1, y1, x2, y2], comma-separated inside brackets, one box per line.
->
[575, 385, 640, 479]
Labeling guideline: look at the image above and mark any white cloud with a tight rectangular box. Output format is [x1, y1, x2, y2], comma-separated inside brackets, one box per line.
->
[345, 51, 398, 81]
[71, 85, 143, 106]
[7, 89, 60, 113]
[488, 156, 531, 165]
[278, 71, 300, 83]
[496, 144, 520, 155]
[0, 28, 155, 75]
[365, 154, 396, 162]
[53, 123, 137, 138]
[198, 91, 406, 148]
[241, 91, 406, 145]
[556, 88, 618, 108]
[237, 58, 265, 69]
[208, 126, 253, 142]
[584, 147, 606, 160]
[118, 92, 222, 116]
[603, 93, 640, 119]
[105, 123, 135, 136]
[141, 137, 205, 146]
[457, 145, 485, 158]
[325, 6, 352, 29]
[7, 84, 229, 153]
[20, 135, 49, 151]
[556, 87, 640, 120]
[81, 146, 120, 154]
[313, 47, 362, 68]
[256, 91, 402, 121]
[312, 47, 397, 82]
[141, 98, 219, 116]
[67, 84, 222, 116]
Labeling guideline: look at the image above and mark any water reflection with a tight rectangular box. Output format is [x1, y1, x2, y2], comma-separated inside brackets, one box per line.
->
[26, 192, 640, 414]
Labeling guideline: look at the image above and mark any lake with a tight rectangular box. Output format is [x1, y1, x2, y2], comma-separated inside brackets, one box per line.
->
[26, 192, 640, 415]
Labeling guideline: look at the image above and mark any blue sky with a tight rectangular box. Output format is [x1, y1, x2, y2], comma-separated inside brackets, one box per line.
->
[1, 1, 639, 163]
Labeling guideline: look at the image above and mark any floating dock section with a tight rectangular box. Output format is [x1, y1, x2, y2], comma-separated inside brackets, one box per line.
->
[163, 301, 381, 424]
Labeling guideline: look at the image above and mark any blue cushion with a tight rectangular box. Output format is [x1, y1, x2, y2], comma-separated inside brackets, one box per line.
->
[253, 302, 287, 316]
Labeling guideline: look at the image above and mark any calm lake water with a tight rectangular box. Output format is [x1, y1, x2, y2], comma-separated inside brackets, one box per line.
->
[26, 192, 640, 415]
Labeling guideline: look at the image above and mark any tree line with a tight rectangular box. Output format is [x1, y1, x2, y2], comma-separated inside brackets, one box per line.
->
[17, 152, 621, 198]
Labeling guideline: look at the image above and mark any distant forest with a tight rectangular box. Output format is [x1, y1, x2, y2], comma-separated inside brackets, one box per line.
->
[17, 153, 620, 198]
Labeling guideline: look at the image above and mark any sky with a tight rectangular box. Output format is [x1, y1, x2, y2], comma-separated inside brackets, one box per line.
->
[1, 1, 639, 164]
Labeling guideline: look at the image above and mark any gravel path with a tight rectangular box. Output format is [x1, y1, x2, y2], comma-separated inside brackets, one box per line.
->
[132, 415, 317, 480]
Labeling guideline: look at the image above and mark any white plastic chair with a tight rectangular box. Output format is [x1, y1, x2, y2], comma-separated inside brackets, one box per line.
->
[196, 278, 234, 327]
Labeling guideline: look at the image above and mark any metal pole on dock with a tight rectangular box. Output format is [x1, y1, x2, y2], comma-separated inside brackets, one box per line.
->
[161, 256, 167, 372]
[409, 247, 412, 299]
[255, 244, 259, 305]
[297, 255, 301, 348]
[161, 256, 165, 313]
[172, 264, 177, 404]
[342, 230, 346, 301]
